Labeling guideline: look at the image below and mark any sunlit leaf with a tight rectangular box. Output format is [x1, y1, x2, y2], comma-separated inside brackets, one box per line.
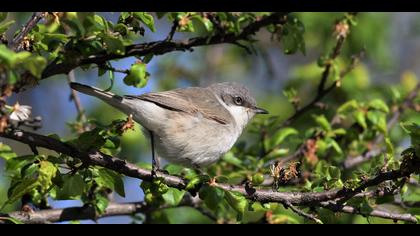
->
[162, 188, 185, 206]
[368, 99, 389, 113]
[94, 168, 125, 197]
[225, 190, 248, 214]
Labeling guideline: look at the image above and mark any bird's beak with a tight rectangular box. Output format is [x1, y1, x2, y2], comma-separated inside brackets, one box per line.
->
[253, 107, 269, 114]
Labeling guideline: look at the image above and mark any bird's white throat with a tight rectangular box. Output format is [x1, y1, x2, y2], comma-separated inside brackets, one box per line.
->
[226, 105, 253, 131]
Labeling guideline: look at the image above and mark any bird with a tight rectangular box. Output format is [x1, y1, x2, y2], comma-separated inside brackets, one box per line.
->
[70, 82, 268, 172]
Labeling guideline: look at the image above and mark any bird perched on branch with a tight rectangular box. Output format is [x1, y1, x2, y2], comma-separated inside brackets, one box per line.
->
[70, 82, 268, 173]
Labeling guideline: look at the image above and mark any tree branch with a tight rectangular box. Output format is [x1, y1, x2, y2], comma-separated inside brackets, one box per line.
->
[9, 12, 45, 51]
[165, 18, 179, 41]
[280, 52, 360, 128]
[1, 202, 148, 224]
[343, 82, 420, 169]
[282, 201, 323, 224]
[319, 201, 417, 223]
[39, 12, 288, 81]
[67, 70, 88, 127]
[1, 128, 419, 209]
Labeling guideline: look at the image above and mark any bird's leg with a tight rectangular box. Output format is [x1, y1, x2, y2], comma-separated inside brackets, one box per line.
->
[149, 130, 160, 177]
[192, 164, 203, 174]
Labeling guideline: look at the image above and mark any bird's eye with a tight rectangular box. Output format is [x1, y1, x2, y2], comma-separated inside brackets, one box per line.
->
[234, 96, 243, 105]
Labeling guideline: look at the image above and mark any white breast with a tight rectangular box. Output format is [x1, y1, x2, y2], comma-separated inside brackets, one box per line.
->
[122, 97, 251, 168]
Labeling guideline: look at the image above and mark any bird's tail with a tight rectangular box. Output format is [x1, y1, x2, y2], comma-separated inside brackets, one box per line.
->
[70, 82, 130, 113]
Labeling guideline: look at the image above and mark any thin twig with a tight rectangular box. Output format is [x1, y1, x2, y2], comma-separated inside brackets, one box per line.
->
[1, 129, 419, 207]
[96, 65, 130, 74]
[1, 202, 148, 224]
[165, 18, 179, 41]
[10, 12, 45, 51]
[319, 201, 417, 223]
[39, 12, 289, 82]
[343, 82, 420, 169]
[280, 53, 360, 128]
[264, 55, 360, 166]
[317, 36, 346, 95]
[283, 201, 323, 224]
[67, 70, 88, 127]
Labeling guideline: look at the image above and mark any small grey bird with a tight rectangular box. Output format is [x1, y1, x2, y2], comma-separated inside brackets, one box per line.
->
[70, 82, 268, 170]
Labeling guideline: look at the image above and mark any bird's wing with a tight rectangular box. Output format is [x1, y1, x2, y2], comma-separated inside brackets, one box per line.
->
[125, 87, 232, 125]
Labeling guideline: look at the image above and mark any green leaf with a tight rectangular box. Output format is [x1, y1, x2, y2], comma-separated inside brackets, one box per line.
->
[8, 70, 18, 84]
[76, 128, 106, 150]
[280, 16, 306, 55]
[360, 198, 374, 215]
[102, 138, 119, 150]
[62, 18, 85, 37]
[328, 139, 343, 154]
[6, 178, 38, 205]
[0, 143, 17, 161]
[164, 164, 184, 175]
[0, 12, 7, 22]
[185, 175, 210, 190]
[38, 161, 58, 191]
[0, 20, 15, 34]
[367, 111, 387, 134]
[328, 166, 341, 179]
[114, 23, 128, 35]
[98, 66, 107, 77]
[221, 152, 243, 168]
[162, 188, 185, 207]
[0, 216, 23, 224]
[23, 55, 47, 78]
[375, 195, 395, 205]
[133, 12, 156, 32]
[199, 185, 225, 211]
[267, 213, 301, 224]
[331, 60, 340, 82]
[192, 15, 213, 32]
[282, 87, 298, 104]
[314, 160, 328, 178]
[377, 114, 387, 134]
[225, 190, 248, 214]
[95, 194, 109, 214]
[264, 148, 290, 160]
[123, 63, 148, 88]
[368, 99, 389, 113]
[401, 122, 420, 156]
[370, 155, 385, 173]
[42, 33, 69, 50]
[105, 69, 115, 92]
[54, 174, 86, 199]
[337, 99, 359, 114]
[354, 110, 367, 129]
[143, 53, 154, 64]
[94, 168, 125, 197]
[0, 45, 20, 67]
[332, 128, 347, 136]
[313, 114, 331, 131]
[5, 155, 37, 178]
[269, 128, 298, 148]
[215, 175, 229, 183]
[137, 161, 152, 170]
[103, 34, 125, 55]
